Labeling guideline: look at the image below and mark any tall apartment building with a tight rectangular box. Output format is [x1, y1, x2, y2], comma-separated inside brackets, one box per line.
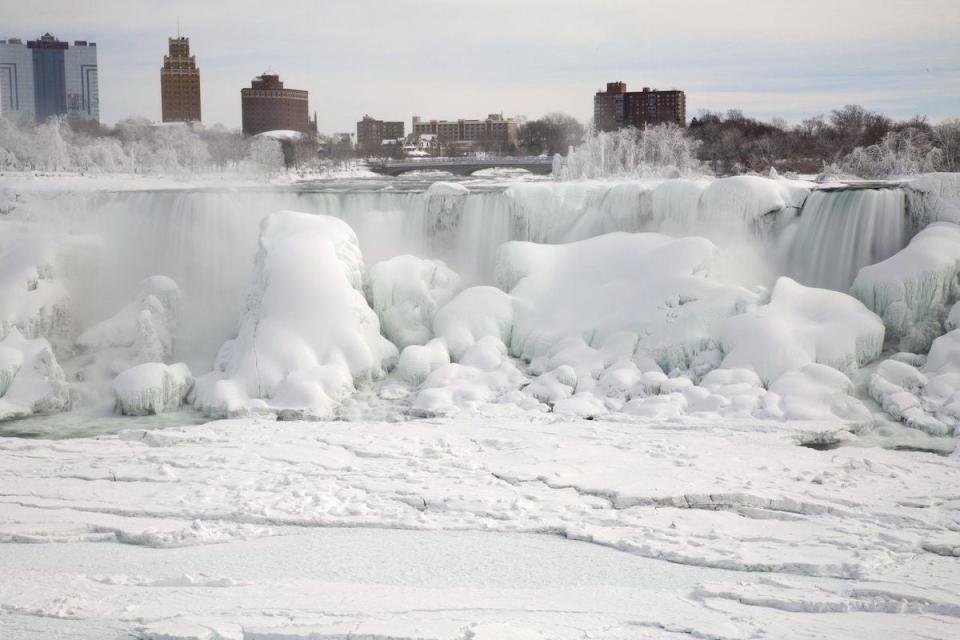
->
[356, 115, 404, 152]
[412, 113, 518, 146]
[0, 33, 99, 124]
[240, 74, 310, 136]
[161, 36, 201, 123]
[594, 82, 685, 131]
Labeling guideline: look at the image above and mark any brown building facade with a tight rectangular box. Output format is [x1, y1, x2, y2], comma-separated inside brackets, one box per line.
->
[240, 74, 309, 136]
[411, 113, 518, 146]
[160, 37, 201, 123]
[594, 82, 685, 132]
[356, 115, 405, 152]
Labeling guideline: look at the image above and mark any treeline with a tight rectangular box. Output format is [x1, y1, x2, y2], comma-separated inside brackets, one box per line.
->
[0, 117, 350, 176]
[688, 105, 960, 176]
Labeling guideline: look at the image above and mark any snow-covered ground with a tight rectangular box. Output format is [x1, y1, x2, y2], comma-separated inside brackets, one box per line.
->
[1, 415, 958, 639]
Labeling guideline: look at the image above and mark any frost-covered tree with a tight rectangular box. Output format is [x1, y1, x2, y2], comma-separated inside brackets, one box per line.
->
[247, 137, 285, 176]
[34, 118, 70, 171]
[841, 128, 943, 178]
[555, 124, 702, 179]
[933, 119, 960, 172]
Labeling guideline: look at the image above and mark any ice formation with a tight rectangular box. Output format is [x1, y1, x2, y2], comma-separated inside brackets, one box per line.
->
[365, 254, 460, 349]
[851, 222, 960, 352]
[0, 329, 71, 421]
[193, 211, 398, 419]
[77, 275, 182, 374]
[111, 362, 194, 416]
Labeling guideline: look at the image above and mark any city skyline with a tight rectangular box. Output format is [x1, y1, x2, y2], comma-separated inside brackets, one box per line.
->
[2, 0, 958, 132]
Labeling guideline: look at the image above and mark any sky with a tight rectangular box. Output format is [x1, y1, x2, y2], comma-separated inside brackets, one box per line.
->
[3, 0, 958, 132]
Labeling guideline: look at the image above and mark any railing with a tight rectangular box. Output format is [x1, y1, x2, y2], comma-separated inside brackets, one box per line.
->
[371, 156, 552, 167]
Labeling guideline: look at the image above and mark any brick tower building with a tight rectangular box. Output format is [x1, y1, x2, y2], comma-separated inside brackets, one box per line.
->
[240, 74, 310, 135]
[160, 36, 201, 122]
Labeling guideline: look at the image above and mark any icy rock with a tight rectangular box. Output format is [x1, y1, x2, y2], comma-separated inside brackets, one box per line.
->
[366, 254, 460, 349]
[524, 365, 578, 405]
[193, 212, 398, 419]
[721, 277, 884, 384]
[112, 362, 193, 416]
[769, 364, 871, 423]
[850, 223, 960, 353]
[397, 338, 450, 385]
[622, 393, 688, 420]
[495, 231, 754, 371]
[433, 286, 513, 360]
[0, 329, 71, 421]
[553, 393, 608, 418]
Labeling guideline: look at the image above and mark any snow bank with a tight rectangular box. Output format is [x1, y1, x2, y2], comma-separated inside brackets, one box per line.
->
[366, 255, 460, 349]
[850, 223, 960, 353]
[496, 232, 753, 371]
[194, 211, 398, 419]
[721, 277, 885, 384]
[111, 362, 193, 416]
[0, 329, 71, 421]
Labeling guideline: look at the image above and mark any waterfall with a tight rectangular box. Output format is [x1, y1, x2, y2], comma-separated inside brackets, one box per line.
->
[781, 188, 908, 292]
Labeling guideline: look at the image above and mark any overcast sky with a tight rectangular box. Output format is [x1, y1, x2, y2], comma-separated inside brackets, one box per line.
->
[4, 0, 958, 132]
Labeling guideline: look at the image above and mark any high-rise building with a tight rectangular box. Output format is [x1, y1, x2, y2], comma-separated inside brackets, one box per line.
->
[161, 36, 201, 123]
[411, 113, 518, 146]
[356, 115, 405, 152]
[240, 74, 310, 136]
[594, 82, 685, 131]
[0, 33, 99, 124]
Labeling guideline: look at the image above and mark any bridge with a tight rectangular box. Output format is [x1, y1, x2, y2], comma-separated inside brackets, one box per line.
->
[367, 156, 555, 177]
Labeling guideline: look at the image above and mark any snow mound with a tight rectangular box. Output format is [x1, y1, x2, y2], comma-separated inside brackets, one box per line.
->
[850, 222, 960, 353]
[721, 277, 885, 384]
[696, 175, 808, 229]
[495, 232, 753, 371]
[397, 338, 450, 386]
[366, 255, 460, 349]
[432, 286, 514, 361]
[193, 211, 398, 419]
[410, 336, 525, 416]
[77, 276, 182, 373]
[112, 362, 193, 416]
[0, 329, 71, 421]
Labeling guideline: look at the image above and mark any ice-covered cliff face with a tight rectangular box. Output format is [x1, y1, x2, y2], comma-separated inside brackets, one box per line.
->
[3, 173, 959, 432]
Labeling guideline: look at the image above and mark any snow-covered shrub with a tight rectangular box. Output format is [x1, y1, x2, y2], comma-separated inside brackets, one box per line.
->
[841, 129, 943, 178]
[246, 137, 284, 176]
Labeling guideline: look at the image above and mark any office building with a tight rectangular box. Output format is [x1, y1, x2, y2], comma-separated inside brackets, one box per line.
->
[161, 36, 201, 123]
[594, 82, 685, 131]
[0, 33, 99, 123]
[240, 73, 310, 136]
[411, 113, 519, 147]
[356, 115, 405, 152]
